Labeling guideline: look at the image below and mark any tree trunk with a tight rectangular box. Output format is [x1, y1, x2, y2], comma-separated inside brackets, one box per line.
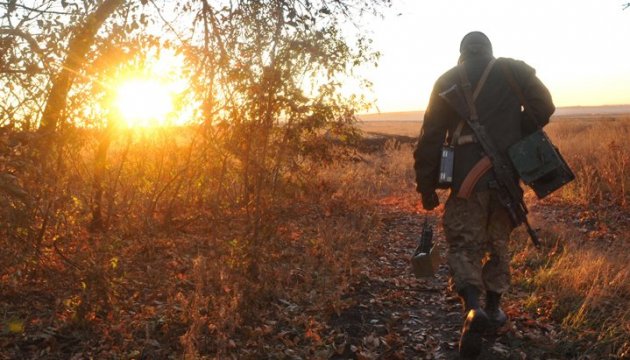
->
[90, 124, 113, 232]
[39, 0, 124, 131]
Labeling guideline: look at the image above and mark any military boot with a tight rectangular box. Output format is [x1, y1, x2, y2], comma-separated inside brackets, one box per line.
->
[458, 286, 489, 359]
[459, 285, 480, 311]
[484, 291, 508, 328]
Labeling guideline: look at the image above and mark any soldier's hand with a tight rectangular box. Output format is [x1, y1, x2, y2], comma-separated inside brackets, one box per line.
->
[421, 191, 439, 210]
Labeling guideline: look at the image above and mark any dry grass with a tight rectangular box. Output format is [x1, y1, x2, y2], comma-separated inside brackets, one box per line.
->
[545, 117, 630, 207]
[0, 126, 384, 358]
[511, 223, 630, 358]
[1, 115, 628, 357]
[518, 117, 630, 357]
[317, 140, 418, 207]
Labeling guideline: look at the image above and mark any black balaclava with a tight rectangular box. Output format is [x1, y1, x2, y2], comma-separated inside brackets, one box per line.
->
[458, 31, 493, 63]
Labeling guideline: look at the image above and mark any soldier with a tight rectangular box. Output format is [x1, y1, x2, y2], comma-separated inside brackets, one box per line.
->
[413, 31, 554, 358]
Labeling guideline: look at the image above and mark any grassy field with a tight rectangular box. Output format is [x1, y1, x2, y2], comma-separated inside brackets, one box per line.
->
[360, 115, 630, 205]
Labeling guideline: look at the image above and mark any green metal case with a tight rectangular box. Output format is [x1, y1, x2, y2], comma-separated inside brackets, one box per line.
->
[508, 129, 575, 198]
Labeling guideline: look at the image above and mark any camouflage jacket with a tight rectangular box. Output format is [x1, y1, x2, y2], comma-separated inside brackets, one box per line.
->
[413, 55, 555, 195]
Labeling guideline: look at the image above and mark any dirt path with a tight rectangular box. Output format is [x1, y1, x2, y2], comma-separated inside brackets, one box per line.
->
[326, 196, 559, 360]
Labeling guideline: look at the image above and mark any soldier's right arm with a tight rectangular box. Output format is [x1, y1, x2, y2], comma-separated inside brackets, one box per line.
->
[510, 59, 555, 132]
[413, 85, 454, 194]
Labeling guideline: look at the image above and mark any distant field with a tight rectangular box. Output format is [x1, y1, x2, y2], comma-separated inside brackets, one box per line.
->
[358, 120, 421, 137]
[357, 111, 423, 122]
[357, 105, 630, 136]
[554, 104, 630, 116]
[359, 112, 630, 138]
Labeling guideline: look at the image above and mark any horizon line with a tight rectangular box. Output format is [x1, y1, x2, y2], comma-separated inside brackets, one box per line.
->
[359, 103, 630, 116]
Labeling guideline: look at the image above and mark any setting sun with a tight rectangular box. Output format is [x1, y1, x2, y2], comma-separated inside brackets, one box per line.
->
[114, 79, 174, 127]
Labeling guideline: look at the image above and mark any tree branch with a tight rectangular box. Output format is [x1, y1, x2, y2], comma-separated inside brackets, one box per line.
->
[0, 1, 76, 15]
[149, 0, 186, 44]
[0, 28, 51, 73]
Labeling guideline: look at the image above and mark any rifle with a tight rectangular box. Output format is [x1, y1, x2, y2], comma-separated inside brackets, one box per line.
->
[438, 74, 542, 249]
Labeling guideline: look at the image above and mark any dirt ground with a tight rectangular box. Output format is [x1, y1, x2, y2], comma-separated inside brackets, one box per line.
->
[325, 195, 565, 360]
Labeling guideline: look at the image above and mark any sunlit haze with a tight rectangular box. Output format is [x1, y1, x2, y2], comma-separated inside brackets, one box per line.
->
[115, 79, 174, 127]
[358, 0, 630, 112]
[112, 50, 187, 127]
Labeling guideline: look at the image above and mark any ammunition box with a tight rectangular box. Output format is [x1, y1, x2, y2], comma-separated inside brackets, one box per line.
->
[508, 129, 575, 198]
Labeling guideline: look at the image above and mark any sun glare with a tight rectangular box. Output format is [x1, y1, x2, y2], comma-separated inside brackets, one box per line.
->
[115, 79, 174, 127]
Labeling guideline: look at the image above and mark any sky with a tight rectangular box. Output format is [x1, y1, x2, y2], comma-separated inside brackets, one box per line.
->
[357, 0, 630, 113]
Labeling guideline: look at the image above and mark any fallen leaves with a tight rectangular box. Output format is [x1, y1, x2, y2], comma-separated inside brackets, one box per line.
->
[2, 164, 626, 359]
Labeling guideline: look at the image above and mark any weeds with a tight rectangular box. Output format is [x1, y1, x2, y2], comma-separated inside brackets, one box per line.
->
[546, 117, 630, 207]
[511, 221, 630, 357]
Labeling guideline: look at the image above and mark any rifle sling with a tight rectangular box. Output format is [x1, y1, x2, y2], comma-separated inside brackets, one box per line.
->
[453, 60, 496, 196]
[473, 58, 497, 101]
[458, 64, 478, 121]
[451, 59, 496, 146]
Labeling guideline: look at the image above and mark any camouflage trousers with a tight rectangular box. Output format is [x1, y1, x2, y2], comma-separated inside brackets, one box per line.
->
[443, 190, 514, 294]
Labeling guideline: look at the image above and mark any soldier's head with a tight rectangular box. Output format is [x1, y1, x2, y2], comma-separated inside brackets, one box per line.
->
[459, 31, 493, 63]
